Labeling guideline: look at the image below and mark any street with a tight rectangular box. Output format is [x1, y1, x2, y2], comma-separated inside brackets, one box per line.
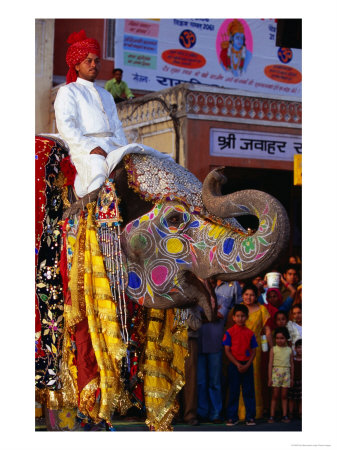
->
[36, 415, 301, 432]
[109, 417, 302, 432]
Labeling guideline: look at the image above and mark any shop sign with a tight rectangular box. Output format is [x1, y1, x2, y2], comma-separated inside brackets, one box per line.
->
[210, 128, 301, 162]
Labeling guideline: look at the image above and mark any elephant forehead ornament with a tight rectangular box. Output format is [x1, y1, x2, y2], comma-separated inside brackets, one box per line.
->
[123, 153, 246, 229]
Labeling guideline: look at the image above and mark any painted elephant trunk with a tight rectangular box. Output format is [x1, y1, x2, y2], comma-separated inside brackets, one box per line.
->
[201, 167, 290, 280]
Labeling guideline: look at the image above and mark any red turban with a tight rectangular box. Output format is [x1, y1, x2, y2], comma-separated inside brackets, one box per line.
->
[65, 30, 101, 84]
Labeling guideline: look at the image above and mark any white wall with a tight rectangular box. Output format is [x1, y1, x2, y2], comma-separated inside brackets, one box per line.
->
[35, 19, 55, 134]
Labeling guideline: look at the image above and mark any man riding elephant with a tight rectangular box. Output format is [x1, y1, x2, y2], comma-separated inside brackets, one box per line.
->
[54, 29, 170, 198]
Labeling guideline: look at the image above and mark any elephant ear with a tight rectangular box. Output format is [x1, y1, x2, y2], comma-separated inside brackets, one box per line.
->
[113, 159, 155, 226]
[61, 158, 155, 224]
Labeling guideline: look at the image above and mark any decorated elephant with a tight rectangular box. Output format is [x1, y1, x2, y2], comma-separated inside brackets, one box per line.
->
[35, 135, 289, 431]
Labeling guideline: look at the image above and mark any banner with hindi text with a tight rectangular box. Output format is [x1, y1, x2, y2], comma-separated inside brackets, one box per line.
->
[114, 19, 302, 97]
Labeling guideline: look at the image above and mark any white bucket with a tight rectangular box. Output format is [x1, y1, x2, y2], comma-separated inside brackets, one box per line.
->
[266, 272, 281, 288]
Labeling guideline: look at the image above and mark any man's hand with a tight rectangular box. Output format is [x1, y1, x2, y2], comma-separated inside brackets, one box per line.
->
[237, 363, 248, 373]
[90, 147, 107, 157]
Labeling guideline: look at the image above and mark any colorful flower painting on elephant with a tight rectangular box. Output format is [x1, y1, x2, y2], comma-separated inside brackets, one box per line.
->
[123, 191, 282, 310]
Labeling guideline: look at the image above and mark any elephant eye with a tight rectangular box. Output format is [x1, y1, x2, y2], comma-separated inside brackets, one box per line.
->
[166, 211, 181, 226]
[160, 207, 190, 233]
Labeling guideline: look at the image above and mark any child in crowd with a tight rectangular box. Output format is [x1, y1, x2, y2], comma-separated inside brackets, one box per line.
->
[273, 311, 294, 355]
[288, 339, 302, 419]
[223, 304, 258, 426]
[287, 304, 302, 353]
[268, 327, 294, 423]
[274, 311, 289, 331]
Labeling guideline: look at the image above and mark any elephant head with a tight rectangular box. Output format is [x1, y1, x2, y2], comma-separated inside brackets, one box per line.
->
[63, 152, 289, 319]
[110, 153, 290, 315]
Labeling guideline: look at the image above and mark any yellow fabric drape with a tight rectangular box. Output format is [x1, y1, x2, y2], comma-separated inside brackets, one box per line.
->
[82, 203, 132, 422]
[65, 215, 87, 327]
[38, 202, 188, 430]
[57, 205, 131, 422]
[141, 309, 188, 431]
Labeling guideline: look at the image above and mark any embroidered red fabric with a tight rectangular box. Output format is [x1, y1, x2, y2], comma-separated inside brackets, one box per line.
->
[75, 318, 99, 394]
[60, 156, 77, 186]
[35, 137, 55, 344]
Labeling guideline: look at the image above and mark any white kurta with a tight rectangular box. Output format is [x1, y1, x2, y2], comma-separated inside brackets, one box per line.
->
[54, 77, 171, 197]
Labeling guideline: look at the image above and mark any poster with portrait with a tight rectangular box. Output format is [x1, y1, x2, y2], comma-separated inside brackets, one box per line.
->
[114, 18, 302, 97]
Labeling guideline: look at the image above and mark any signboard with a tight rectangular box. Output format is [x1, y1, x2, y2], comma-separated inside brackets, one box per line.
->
[115, 19, 302, 97]
[210, 128, 302, 161]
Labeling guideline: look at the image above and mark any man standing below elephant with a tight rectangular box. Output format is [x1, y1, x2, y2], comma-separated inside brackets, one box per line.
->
[182, 305, 202, 426]
[214, 280, 242, 323]
[197, 278, 235, 423]
[54, 30, 169, 198]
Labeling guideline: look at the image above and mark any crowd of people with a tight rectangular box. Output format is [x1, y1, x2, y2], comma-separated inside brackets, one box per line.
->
[179, 256, 302, 427]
